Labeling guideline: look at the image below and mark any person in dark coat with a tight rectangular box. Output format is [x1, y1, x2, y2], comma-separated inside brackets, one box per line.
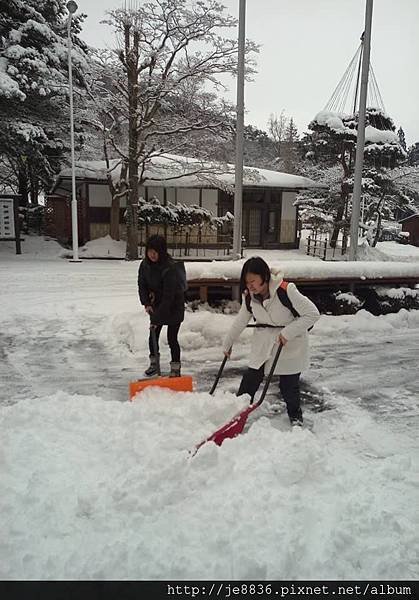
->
[138, 235, 185, 377]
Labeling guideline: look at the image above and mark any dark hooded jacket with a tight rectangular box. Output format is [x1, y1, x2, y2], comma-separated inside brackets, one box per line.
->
[138, 256, 185, 326]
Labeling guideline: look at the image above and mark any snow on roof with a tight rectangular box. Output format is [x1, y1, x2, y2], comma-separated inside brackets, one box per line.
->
[56, 153, 325, 191]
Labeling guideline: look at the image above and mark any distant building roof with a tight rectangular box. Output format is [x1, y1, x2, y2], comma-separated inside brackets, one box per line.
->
[53, 153, 326, 193]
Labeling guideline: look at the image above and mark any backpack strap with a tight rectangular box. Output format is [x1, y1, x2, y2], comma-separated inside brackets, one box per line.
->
[277, 281, 300, 318]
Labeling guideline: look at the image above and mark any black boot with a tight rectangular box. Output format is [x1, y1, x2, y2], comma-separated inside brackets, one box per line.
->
[169, 361, 181, 377]
[144, 355, 159, 376]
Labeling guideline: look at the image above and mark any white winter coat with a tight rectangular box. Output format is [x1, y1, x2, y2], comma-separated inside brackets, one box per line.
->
[223, 274, 320, 375]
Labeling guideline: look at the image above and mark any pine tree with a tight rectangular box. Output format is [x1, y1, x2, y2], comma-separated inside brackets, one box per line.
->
[282, 117, 299, 173]
[306, 108, 406, 248]
[408, 142, 419, 166]
[0, 0, 88, 204]
[397, 127, 407, 152]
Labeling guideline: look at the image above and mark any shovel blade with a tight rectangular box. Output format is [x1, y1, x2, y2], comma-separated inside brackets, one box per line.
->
[129, 375, 193, 400]
[192, 404, 256, 455]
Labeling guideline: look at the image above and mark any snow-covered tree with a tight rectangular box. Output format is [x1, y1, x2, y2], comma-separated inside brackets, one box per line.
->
[86, 0, 258, 260]
[397, 127, 407, 153]
[0, 0, 88, 204]
[305, 108, 406, 247]
[408, 142, 419, 166]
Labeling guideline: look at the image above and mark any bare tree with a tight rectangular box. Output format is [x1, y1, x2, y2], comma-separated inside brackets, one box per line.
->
[267, 110, 288, 160]
[85, 0, 258, 260]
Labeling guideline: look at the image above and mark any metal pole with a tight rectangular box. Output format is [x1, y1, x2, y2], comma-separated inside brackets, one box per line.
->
[232, 0, 246, 260]
[67, 1, 81, 262]
[349, 0, 373, 261]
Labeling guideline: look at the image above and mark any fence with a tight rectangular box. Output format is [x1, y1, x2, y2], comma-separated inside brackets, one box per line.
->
[306, 234, 328, 261]
[138, 227, 233, 258]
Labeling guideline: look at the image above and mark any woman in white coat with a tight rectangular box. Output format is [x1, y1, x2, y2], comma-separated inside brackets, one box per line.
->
[223, 257, 320, 426]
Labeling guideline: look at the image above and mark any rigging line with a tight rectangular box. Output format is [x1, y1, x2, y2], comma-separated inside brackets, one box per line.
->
[336, 55, 357, 112]
[324, 44, 361, 111]
[338, 55, 357, 114]
[370, 64, 386, 112]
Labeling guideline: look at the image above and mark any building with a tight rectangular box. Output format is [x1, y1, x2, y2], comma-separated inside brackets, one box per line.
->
[399, 214, 419, 247]
[47, 153, 325, 250]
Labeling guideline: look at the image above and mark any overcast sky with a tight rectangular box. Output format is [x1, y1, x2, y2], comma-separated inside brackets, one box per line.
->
[78, 0, 419, 146]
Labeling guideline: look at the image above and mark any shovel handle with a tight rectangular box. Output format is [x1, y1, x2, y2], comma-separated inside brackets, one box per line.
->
[254, 342, 283, 407]
[150, 325, 161, 376]
[209, 348, 231, 395]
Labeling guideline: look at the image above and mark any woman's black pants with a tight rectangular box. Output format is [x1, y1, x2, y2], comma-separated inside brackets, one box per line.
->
[149, 324, 181, 362]
[237, 365, 302, 421]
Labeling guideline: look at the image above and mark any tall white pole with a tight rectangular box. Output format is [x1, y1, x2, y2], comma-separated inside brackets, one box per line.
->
[67, 1, 81, 262]
[349, 0, 374, 261]
[232, 0, 246, 260]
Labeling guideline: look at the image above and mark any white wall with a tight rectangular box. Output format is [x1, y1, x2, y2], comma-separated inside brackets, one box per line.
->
[87, 184, 150, 208]
[280, 191, 297, 243]
[147, 186, 165, 203]
[281, 191, 296, 219]
[176, 188, 200, 206]
[88, 184, 114, 207]
[202, 189, 218, 215]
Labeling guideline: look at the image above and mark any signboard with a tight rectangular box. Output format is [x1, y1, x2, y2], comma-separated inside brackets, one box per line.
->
[0, 198, 15, 238]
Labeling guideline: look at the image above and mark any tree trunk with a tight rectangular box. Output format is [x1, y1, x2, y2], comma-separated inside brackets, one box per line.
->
[110, 161, 128, 241]
[17, 166, 29, 206]
[330, 143, 352, 249]
[330, 189, 347, 249]
[372, 194, 385, 247]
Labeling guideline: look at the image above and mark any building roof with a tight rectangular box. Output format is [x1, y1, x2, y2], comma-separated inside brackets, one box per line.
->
[53, 153, 326, 193]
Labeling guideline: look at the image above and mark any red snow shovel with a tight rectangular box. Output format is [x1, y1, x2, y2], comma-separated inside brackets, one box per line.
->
[191, 342, 283, 455]
[129, 326, 193, 400]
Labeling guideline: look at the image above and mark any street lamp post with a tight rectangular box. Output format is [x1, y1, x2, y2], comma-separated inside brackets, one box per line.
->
[232, 0, 246, 260]
[67, 0, 81, 262]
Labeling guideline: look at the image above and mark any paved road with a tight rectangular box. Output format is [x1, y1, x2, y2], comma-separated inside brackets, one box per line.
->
[1, 314, 418, 433]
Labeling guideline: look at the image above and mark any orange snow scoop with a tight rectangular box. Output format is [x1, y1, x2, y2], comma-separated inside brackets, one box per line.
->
[191, 342, 283, 455]
[129, 375, 193, 399]
[129, 326, 193, 400]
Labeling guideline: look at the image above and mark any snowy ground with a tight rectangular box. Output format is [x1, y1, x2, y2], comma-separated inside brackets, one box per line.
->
[1, 238, 418, 580]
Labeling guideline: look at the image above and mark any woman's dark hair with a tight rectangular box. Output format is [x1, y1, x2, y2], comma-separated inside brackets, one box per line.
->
[239, 256, 271, 295]
[145, 234, 170, 263]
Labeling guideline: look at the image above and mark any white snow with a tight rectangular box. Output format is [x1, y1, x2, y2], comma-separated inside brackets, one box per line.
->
[0, 238, 418, 580]
[56, 154, 326, 191]
[0, 57, 26, 101]
[364, 125, 399, 145]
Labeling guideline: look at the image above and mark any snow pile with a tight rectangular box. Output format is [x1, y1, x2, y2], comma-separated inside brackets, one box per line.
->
[1, 387, 418, 580]
[376, 241, 419, 262]
[0, 254, 418, 580]
[0, 235, 64, 259]
[65, 235, 127, 260]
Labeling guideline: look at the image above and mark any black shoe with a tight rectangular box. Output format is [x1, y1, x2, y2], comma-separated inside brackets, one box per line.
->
[144, 365, 158, 377]
[144, 355, 159, 377]
[290, 418, 303, 427]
